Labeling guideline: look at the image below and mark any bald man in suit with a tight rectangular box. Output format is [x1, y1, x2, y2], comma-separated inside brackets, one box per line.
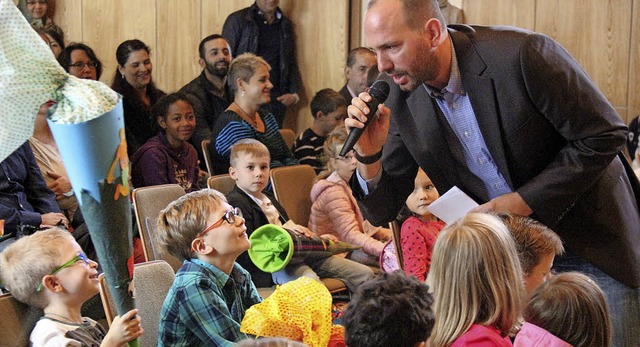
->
[347, 1, 639, 345]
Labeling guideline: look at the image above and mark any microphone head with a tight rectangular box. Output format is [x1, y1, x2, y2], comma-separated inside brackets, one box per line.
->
[369, 80, 390, 102]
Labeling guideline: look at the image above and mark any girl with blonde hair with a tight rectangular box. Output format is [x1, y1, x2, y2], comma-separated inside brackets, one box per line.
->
[427, 213, 524, 347]
[309, 125, 391, 266]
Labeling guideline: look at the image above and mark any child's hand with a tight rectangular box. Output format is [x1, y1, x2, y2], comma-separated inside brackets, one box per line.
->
[320, 234, 339, 242]
[101, 308, 143, 347]
[293, 226, 316, 238]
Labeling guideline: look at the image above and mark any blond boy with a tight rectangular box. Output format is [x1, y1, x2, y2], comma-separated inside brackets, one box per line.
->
[0, 228, 142, 346]
[156, 189, 262, 346]
[226, 138, 374, 290]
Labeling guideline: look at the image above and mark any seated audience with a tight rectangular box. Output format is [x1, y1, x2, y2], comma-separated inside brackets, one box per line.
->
[0, 228, 142, 346]
[0, 142, 74, 252]
[338, 47, 377, 101]
[343, 271, 435, 347]
[57, 42, 103, 80]
[156, 189, 262, 346]
[427, 213, 524, 347]
[131, 93, 199, 192]
[178, 34, 232, 169]
[499, 213, 565, 296]
[111, 39, 166, 157]
[19, 0, 63, 42]
[226, 139, 374, 290]
[515, 272, 612, 347]
[42, 28, 64, 58]
[29, 103, 80, 221]
[209, 53, 298, 175]
[309, 126, 391, 267]
[292, 89, 348, 173]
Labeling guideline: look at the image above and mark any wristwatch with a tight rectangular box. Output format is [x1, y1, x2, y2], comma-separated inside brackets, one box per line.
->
[354, 147, 383, 164]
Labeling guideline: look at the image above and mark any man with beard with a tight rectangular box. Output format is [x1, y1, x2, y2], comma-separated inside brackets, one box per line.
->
[179, 34, 233, 170]
[346, 0, 640, 345]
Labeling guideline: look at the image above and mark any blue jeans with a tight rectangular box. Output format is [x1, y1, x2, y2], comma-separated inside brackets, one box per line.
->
[272, 255, 374, 293]
[554, 252, 640, 347]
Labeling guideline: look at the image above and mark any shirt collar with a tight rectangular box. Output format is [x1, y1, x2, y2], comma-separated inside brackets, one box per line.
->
[189, 258, 247, 287]
[424, 37, 465, 98]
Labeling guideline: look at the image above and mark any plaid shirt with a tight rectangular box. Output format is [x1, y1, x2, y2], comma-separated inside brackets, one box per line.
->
[158, 258, 262, 346]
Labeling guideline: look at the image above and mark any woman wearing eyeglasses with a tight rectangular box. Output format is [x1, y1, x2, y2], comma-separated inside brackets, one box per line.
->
[57, 43, 103, 81]
[309, 126, 391, 267]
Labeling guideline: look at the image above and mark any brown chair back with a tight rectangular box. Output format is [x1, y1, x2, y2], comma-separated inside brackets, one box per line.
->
[207, 174, 236, 196]
[201, 139, 214, 175]
[279, 128, 296, 149]
[0, 294, 42, 346]
[269, 164, 317, 227]
[132, 184, 186, 272]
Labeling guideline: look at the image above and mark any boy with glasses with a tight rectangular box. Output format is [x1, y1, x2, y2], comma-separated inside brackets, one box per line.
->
[156, 189, 262, 346]
[0, 228, 142, 346]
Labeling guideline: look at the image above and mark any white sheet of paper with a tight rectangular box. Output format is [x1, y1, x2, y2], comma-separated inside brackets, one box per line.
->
[426, 186, 479, 224]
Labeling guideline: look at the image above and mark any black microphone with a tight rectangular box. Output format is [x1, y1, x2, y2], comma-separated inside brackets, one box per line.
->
[340, 80, 390, 157]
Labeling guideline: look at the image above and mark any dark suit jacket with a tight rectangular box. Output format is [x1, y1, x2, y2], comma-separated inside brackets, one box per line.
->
[226, 185, 288, 288]
[352, 25, 640, 287]
[338, 84, 353, 103]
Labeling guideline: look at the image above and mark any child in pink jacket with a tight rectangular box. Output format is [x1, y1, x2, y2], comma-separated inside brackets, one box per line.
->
[309, 126, 391, 267]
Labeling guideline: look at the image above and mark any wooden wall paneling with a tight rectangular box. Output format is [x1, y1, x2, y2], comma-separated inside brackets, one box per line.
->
[462, 0, 535, 30]
[535, 0, 631, 109]
[200, 0, 253, 43]
[156, 0, 201, 92]
[82, 0, 157, 86]
[279, 0, 349, 132]
[51, 0, 83, 44]
[628, 0, 640, 122]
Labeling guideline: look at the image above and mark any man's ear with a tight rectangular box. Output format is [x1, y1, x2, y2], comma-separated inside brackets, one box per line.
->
[424, 18, 444, 47]
[316, 111, 326, 119]
[344, 66, 351, 80]
[414, 341, 426, 347]
[198, 58, 206, 69]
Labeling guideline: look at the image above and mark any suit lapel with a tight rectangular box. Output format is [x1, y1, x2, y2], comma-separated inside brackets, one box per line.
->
[450, 29, 514, 191]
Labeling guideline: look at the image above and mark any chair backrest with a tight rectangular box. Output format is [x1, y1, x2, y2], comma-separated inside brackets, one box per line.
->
[269, 164, 317, 227]
[0, 294, 43, 346]
[279, 128, 296, 149]
[132, 260, 175, 347]
[207, 174, 236, 196]
[98, 273, 116, 326]
[132, 184, 186, 272]
[389, 220, 404, 270]
[201, 139, 214, 175]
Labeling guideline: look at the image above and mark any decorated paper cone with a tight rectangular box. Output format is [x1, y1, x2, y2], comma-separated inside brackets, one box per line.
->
[0, 2, 138, 345]
[248, 224, 362, 273]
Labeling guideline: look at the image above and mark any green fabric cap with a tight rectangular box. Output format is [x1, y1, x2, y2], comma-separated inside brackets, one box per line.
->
[248, 224, 294, 273]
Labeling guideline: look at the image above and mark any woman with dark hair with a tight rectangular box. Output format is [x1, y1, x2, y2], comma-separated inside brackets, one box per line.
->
[111, 39, 165, 157]
[58, 43, 103, 80]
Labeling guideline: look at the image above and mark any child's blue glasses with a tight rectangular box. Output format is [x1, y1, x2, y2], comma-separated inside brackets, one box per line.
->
[36, 252, 90, 292]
